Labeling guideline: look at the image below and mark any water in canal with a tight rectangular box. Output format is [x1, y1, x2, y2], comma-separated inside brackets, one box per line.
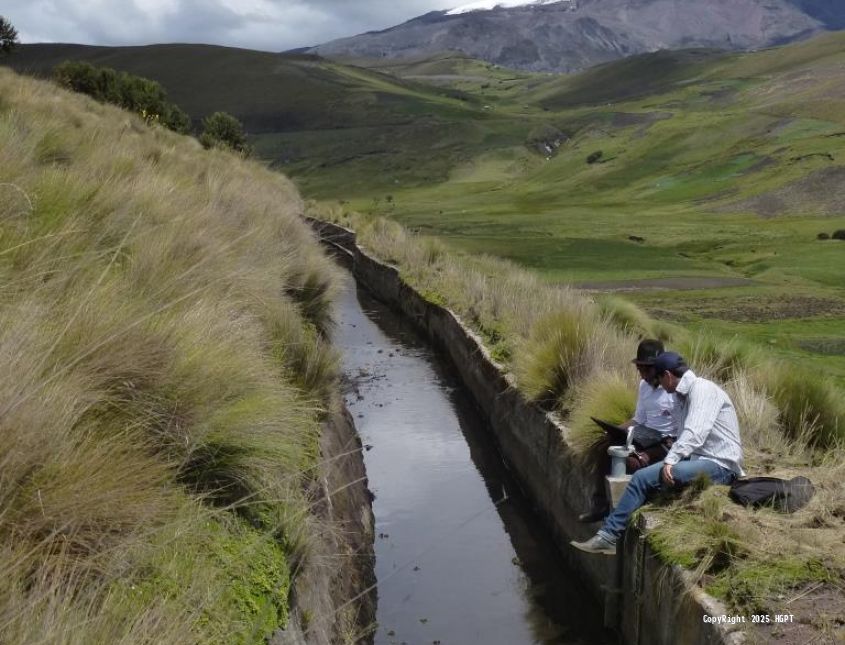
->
[333, 274, 611, 645]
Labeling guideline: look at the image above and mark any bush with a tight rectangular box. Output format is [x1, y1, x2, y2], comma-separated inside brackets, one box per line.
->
[53, 61, 191, 133]
[817, 232, 830, 240]
[586, 150, 603, 164]
[1, 15, 18, 54]
[833, 229, 845, 240]
[200, 112, 249, 155]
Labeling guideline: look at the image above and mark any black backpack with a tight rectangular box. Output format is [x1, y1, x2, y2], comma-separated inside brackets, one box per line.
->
[728, 476, 815, 513]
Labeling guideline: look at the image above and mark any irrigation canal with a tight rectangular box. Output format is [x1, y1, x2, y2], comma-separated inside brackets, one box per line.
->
[333, 273, 611, 645]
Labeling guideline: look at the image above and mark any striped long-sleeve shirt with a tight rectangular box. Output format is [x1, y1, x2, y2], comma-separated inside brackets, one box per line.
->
[663, 370, 745, 476]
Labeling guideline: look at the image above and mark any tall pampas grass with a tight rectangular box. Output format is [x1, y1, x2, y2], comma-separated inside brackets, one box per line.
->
[0, 67, 341, 643]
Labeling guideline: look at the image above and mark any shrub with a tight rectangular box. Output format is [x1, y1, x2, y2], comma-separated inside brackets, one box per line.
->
[166, 104, 192, 134]
[817, 232, 830, 240]
[833, 229, 845, 240]
[586, 150, 603, 164]
[0, 15, 18, 54]
[53, 61, 190, 133]
[200, 111, 249, 155]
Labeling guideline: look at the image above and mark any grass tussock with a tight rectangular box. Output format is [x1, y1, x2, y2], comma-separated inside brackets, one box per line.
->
[759, 364, 845, 449]
[566, 371, 637, 455]
[679, 333, 764, 381]
[598, 295, 675, 341]
[514, 307, 598, 404]
[0, 68, 340, 642]
[723, 371, 788, 460]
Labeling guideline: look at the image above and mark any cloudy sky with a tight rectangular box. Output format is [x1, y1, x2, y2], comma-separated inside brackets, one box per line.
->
[2, 0, 459, 52]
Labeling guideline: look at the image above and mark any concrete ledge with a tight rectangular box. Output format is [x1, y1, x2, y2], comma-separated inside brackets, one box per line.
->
[607, 475, 632, 509]
[308, 217, 741, 645]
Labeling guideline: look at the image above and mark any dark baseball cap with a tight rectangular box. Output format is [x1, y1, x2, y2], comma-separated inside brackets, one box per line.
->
[632, 339, 664, 366]
[653, 351, 687, 373]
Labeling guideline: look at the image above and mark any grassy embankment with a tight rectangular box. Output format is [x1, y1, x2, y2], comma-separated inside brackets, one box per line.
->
[0, 68, 342, 643]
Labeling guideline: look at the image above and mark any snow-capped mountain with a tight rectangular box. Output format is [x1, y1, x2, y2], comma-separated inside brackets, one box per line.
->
[308, 0, 845, 73]
[446, 0, 566, 16]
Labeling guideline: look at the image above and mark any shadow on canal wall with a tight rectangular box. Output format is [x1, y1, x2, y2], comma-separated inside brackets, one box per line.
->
[306, 218, 744, 645]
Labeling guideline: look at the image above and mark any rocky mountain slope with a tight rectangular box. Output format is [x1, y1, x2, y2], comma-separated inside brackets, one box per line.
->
[308, 0, 844, 72]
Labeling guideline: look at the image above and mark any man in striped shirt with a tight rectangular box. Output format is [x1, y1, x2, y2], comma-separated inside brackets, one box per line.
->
[571, 351, 744, 555]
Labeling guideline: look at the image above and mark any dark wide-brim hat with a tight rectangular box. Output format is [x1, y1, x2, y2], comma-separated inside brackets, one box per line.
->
[632, 339, 665, 366]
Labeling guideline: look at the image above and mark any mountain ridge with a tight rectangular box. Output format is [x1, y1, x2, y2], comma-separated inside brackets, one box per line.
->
[308, 0, 845, 72]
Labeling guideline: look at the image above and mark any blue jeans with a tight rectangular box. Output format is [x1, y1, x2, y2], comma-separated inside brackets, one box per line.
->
[598, 459, 736, 541]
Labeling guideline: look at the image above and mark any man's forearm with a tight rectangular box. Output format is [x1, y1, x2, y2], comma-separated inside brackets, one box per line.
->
[664, 426, 708, 465]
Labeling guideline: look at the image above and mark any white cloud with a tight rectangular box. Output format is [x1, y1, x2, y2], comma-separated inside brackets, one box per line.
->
[1, 0, 458, 51]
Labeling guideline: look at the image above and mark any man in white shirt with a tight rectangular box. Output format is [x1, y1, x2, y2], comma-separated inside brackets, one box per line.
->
[623, 359, 677, 469]
[578, 339, 678, 522]
[572, 351, 743, 555]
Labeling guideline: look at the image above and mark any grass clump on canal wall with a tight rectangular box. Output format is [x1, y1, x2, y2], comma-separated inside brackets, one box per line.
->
[312, 203, 845, 620]
[0, 68, 340, 643]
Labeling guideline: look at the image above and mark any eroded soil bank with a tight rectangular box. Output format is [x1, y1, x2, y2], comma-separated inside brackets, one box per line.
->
[273, 401, 376, 645]
[334, 273, 611, 644]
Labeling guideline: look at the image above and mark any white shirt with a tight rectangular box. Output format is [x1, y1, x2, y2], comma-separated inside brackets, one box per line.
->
[664, 370, 745, 476]
[633, 379, 676, 436]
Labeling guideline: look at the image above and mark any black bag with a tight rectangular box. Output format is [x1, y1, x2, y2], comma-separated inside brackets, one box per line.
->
[728, 476, 815, 513]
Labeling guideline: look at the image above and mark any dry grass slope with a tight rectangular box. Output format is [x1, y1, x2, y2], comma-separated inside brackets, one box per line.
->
[0, 68, 341, 643]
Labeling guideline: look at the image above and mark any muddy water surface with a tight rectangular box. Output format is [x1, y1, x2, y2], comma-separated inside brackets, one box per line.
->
[333, 275, 610, 645]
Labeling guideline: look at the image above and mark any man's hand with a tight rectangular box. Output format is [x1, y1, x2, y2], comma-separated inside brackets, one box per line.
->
[661, 463, 675, 486]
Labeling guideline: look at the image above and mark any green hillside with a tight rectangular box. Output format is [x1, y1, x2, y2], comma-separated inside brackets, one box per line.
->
[7, 43, 525, 192]
[339, 35, 845, 383]
[9, 43, 480, 131]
